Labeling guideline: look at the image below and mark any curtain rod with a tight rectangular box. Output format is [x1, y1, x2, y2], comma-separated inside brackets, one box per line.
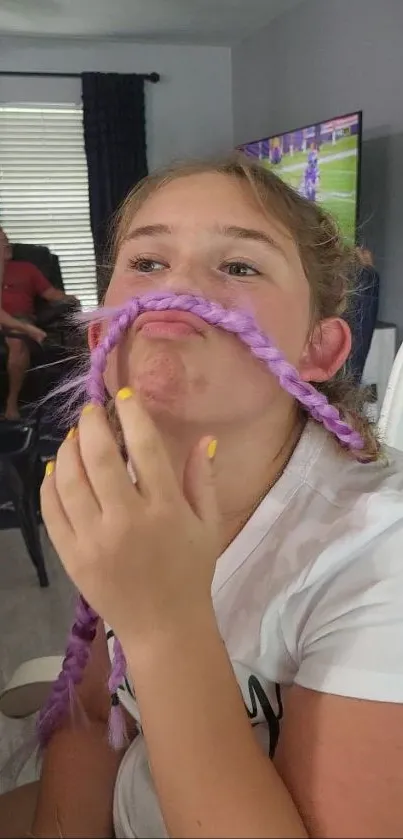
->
[0, 70, 160, 82]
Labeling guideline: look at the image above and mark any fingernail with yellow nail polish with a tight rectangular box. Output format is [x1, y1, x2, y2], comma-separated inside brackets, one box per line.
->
[207, 439, 218, 460]
[117, 387, 134, 401]
[82, 403, 94, 416]
[45, 460, 55, 477]
[66, 427, 76, 441]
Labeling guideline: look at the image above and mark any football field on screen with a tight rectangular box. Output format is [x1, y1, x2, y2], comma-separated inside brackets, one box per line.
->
[262, 136, 359, 243]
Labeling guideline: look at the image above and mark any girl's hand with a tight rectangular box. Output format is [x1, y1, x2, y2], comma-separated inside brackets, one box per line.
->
[41, 387, 220, 650]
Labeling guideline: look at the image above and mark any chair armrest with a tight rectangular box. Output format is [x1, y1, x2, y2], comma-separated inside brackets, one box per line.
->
[36, 299, 80, 329]
[0, 656, 63, 718]
[0, 328, 32, 345]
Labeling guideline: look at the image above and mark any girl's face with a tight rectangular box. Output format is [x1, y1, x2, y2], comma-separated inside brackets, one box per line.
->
[103, 173, 346, 429]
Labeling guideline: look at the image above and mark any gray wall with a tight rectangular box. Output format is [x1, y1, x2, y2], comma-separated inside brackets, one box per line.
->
[0, 37, 233, 172]
[232, 0, 403, 339]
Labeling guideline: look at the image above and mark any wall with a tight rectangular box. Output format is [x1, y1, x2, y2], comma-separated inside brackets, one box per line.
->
[0, 36, 233, 171]
[232, 0, 403, 338]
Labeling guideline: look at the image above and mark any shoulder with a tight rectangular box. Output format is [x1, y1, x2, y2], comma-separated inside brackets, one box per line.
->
[290, 425, 403, 563]
[287, 424, 403, 591]
[303, 423, 403, 507]
[20, 262, 49, 288]
[279, 429, 403, 702]
[237, 422, 403, 609]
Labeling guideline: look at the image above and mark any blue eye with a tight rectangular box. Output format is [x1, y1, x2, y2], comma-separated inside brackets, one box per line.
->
[128, 257, 167, 273]
[222, 261, 260, 277]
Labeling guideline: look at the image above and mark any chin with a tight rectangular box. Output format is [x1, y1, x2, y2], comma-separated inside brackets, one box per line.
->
[135, 374, 186, 413]
[107, 342, 211, 426]
[122, 349, 193, 421]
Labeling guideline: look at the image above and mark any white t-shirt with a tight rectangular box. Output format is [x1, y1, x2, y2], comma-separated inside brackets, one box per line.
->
[108, 420, 403, 838]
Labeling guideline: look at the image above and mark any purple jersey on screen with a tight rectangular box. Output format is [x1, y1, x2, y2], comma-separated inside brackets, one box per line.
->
[303, 150, 319, 201]
[271, 146, 282, 165]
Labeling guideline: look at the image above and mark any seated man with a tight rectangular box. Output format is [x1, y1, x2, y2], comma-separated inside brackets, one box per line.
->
[0, 228, 76, 420]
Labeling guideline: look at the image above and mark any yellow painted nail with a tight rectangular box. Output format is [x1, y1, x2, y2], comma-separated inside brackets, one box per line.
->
[66, 427, 76, 441]
[81, 403, 95, 416]
[207, 439, 218, 460]
[45, 460, 55, 477]
[116, 386, 134, 401]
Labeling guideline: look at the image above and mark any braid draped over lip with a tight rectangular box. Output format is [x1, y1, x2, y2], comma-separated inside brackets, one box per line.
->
[87, 292, 364, 451]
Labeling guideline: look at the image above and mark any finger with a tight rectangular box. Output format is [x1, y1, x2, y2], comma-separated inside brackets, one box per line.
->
[183, 437, 218, 522]
[114, 387, 179, 504]
[78, 403, 136, 511]
[40, 460, 75, 554]
[54, 428, 102, 532]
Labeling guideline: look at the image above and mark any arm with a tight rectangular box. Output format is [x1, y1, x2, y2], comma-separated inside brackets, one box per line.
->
[126, 612, 306, 839]
[0, 308, 31, 332]
[32, 622, 136, 839]
[30, 265, 77, 304]
[275, 687, 403, 838]
[274, 523, 403, 838]
[0, 230, 7, 293]
[41, 285, 75, 303]
[0, 308, 46, 343]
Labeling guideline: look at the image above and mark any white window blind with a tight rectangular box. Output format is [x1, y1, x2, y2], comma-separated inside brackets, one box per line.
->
[0, 104, 98, 310]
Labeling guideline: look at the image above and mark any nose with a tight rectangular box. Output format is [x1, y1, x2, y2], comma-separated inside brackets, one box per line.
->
[159, 263, 216, 300]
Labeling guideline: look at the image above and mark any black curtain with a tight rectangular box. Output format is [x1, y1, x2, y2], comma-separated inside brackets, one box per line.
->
[81, 72, 148, 296]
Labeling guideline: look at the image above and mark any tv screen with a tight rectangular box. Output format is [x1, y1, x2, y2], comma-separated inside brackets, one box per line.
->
[238, 111, 362, 244]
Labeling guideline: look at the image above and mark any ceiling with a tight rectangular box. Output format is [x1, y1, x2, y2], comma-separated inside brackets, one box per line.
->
[0, 0, 306, 46]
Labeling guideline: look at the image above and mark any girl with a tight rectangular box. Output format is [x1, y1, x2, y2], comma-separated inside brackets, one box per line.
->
[1, 155, 403, 838]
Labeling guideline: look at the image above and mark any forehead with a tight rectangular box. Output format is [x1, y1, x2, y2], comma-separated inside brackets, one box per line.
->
[127, 173, 294, 245]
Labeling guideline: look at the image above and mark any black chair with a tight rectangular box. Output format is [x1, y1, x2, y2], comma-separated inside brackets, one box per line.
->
[0, 417, 48, 587]
[0, 245, 83, 586]
[345, 265, 380, 384]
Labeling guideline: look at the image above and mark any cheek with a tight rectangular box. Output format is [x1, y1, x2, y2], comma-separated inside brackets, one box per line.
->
[104, 274, 133, 308]
[232, 285, 311, 366]
[273, 303, 311, 365]
[104, 269, 156, 309]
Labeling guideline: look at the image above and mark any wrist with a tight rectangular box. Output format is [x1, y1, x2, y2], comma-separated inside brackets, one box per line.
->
[122, 600, 218, 668]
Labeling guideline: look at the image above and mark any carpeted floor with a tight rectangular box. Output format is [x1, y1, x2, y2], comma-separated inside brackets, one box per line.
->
[0, 526, 75, 791]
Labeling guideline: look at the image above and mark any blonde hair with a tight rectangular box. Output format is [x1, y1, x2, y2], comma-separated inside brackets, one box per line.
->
[109, 153, 380, 461]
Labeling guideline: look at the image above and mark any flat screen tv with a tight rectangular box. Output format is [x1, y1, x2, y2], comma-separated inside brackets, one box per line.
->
[238, 111, 362, 244]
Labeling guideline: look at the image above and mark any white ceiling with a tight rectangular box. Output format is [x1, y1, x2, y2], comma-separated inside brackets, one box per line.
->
[0, 0, 306, 46]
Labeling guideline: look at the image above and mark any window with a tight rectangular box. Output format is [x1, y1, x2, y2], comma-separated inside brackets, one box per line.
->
[0, 104, 98, 309]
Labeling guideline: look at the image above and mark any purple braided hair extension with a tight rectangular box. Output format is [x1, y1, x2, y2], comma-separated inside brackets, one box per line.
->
[108, 637, 129, 749]
[39, 290, 364, 753]
[37, 595, 98, 748]
[86, 302, 140, 406]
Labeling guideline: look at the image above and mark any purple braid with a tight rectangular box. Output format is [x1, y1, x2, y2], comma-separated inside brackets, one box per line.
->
[86, 303, 140, 406]
[108, 637, 129, 749]
[39, 290, 364, 753]
[37, 595, 98, 748]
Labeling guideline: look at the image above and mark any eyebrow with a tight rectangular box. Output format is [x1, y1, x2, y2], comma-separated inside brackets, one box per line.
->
[125, 224, 171, 242]
[219, 225, 286, 257]
[125, 223, 286, 258]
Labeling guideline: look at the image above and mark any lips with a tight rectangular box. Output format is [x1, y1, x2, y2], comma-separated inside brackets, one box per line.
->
[135, 310, 206, 336]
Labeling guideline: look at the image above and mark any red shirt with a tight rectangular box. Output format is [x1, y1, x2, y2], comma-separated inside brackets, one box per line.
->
[1, 261, 51, 317]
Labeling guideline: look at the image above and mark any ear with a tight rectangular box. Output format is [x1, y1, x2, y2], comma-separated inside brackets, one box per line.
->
[299, 317, 352, 383]
[88, 321, 101, 351]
